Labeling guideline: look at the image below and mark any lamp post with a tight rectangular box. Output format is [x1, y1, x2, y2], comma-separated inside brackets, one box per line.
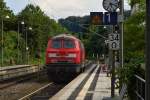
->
[26, 46, 29, 64]
[119, 0, 124, 68]
[25, 26, 32, 64]
[17, 21, 24, 64]
[1, 15, 10, 67]
[21, 21, 25, 64]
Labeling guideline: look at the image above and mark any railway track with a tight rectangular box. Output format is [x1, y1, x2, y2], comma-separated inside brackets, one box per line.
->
[19, 82, 65, 100]
[0, 69, 46, 89]
[18, 62, 95, 100]
[0, 70, 50, 100]
[0, 61, 94, 100]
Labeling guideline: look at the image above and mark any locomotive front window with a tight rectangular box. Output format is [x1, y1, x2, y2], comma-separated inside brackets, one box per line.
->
[51, 39, 61, 48]
[64, 39, 75, 48]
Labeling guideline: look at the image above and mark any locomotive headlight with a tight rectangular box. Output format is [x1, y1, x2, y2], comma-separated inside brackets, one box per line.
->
[67, 53, 77, 58]
[48, 53, 57, 57]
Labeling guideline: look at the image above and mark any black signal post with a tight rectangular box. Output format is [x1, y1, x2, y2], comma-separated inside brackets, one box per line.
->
[146, 0, 150, 100]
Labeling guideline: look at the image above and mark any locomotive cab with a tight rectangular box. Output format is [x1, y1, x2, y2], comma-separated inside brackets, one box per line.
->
[46, 34, 85, 82]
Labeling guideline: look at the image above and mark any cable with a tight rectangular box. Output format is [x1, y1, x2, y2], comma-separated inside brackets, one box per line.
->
[29, 0, 108, 39]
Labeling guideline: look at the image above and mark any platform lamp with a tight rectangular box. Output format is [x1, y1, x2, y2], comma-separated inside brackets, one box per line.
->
[17, 21, 25, 64]
[26, 26, 32, 64]
[1, 15, 10, 67]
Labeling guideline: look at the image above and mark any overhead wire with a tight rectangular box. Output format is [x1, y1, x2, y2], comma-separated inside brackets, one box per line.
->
[29, 0, 108, 39]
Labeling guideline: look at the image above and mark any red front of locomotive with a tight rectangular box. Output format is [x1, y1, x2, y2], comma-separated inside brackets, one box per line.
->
[46, 36, 81, 64]
[46, 34, 85, 78]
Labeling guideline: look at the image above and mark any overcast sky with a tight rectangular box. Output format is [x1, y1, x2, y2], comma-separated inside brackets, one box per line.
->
[4, 0, 131, 20]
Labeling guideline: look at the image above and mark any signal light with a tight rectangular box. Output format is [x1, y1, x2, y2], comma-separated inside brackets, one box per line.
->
[90, 12, 103, 25]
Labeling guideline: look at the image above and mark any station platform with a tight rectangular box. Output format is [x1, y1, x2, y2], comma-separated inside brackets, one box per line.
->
[50, 64, 119, 100]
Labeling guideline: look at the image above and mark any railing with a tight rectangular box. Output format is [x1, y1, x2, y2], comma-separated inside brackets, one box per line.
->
[135, 75, 145, 100]
[0, 65, 43, 81]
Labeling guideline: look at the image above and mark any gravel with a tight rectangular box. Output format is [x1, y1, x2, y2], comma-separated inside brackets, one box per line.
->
[0, 68, 81, 100]
[0, 76, 50, 100]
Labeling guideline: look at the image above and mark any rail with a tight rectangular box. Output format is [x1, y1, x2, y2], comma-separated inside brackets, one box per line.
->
[0, 65, 43, 81]
[135, 75, 145, 100]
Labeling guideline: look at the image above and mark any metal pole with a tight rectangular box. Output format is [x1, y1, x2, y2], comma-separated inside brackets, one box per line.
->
[118, 0, 124, 92]
[26, 28, 27, 64]
[21, 23, 24, 63]
[17, 22, 20, 64]
[119, 0, 124, 68]
[20, 21, 24, 63]
[111, 50, 115, 97]
[146, 0, 150, 100]
[111, 26, 116, 98]
[1, 18, 3, 67]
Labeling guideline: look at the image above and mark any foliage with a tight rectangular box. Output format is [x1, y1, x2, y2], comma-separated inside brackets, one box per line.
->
[84, 25, 108, 57]
[17, 4, 67, 52]
[0, 0, 16, 31]
[128, 0, 145, 9]
[59, 16, 90, 33]
[124, 0, 146, 72]
[59, 16, 108, 58]
[0, 31, 25, 65]
[124, 12, 145, 61]
[0, 2, 68, 66]
[118, 1, 146, 99]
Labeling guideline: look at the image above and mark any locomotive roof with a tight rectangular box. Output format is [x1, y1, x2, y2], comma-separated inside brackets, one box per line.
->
[52, 34, 78, 40]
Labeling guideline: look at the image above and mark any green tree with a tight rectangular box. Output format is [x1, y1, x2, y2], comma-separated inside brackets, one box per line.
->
[81, 25, 108, 59]
[17, 4, 68, 64]
[124, 0, 146, 63]
[0, 0, 18, 66]
[119, 0, 146, 99]
[0, 31, 25, 66]
[0, 2, 68, 66]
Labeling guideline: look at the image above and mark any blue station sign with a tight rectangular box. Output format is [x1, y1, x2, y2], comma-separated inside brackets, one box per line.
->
[90, 12, 118, 25]
[104, 12, 118, 25]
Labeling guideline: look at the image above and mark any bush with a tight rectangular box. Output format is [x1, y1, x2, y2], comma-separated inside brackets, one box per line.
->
[117, 58, 145, 99]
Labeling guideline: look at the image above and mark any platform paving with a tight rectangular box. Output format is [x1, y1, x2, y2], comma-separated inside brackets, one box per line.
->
[50, 64, 119, 100]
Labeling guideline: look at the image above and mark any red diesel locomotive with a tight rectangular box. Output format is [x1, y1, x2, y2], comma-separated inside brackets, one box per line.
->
[46, 34, 85, 82]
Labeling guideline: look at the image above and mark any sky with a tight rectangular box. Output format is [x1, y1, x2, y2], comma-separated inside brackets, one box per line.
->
[4, 0, 131, 20]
